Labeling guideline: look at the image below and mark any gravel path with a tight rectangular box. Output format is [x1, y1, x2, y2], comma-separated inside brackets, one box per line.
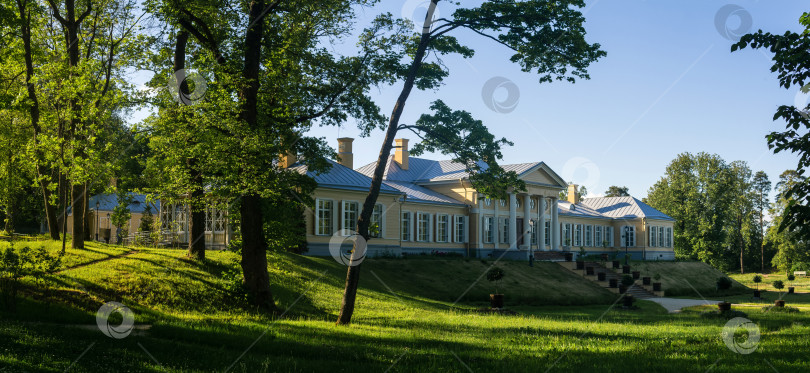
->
[647, 297, 721, 313]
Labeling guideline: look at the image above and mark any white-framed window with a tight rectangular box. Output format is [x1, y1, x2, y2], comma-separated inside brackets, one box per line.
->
[516, 198, 521, 208]
[342, 201, 359, 234]
[160, 203, 172, 230]
[484, 197, 491, 206]
[658, 226, 665, 247]
[499, 217, 510, 244]
[436, 214, 450, 243]
[650, 226, 657, 247]
[622, 225, 636, 247]
[175, 204, 187, 232]
[606, 226, 614, 247]
[417, 212, 430, 242]
[484, 216, 494, 243]
[370, 203, 384, 238]
[205, 207, 214, 231]
[665, 227, 672, 247]
[500, 199, 506, 207]
[595, 226, 603, 247]
[585, 225, 593, 247]
[530, 199, 536, 209]
[574, 224, 583, 247]
[454, 215, 467, 243]
[563, 223, 572, 246]
[544, 220, 551, 246]
[401, 211, 412, 241]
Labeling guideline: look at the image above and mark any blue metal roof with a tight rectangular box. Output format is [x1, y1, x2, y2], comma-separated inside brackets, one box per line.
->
[356, 156, 542, 183]
[290, 159, 400, 194]
[88, 193, 159, 214]
[580, 196, 674, 221]
[382, 181, 466, 206]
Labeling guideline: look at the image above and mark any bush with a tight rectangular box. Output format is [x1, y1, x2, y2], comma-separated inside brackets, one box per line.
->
[773, 280, 785, 291]
[716, 276, 733, 291]
[752, 275, 762, 283]
[762, 305, 800, 313]
[0, 245, 62, 311]
[621, 275, 635, 287]
[787, 274, 796, 281]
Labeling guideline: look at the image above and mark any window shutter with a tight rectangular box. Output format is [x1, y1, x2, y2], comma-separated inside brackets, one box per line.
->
[463, 216, 469, 243]
[314, 199, 320, 235]
[620, 226, 626, 247]
[429, 214, 433, 242]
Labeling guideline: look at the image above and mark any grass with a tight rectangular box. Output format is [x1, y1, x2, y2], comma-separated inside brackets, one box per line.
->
[625, 261, 748, 297]
[730, 272, 810, 293]
[1, 241, 809, 372]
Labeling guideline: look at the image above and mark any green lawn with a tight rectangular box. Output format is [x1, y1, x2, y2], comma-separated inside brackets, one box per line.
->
[730, 272, 810, 294]
[626, 261, 749, 296]
[1, 242, 809, 372]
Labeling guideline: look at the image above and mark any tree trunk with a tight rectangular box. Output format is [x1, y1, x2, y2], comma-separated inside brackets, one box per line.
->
[236, 0, 276, 311]
[240, 195, 274, 310]
[336, 0, 438, 325]
[188, 164, 206, 260]
[71, 183, 85, 249]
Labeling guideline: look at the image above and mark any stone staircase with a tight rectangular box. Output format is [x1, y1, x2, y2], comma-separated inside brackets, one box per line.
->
[557, 261, 662, 298]
[490, 250, 567, 262]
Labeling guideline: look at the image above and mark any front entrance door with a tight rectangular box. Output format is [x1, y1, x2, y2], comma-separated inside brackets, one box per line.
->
[516, 218, 524, 247]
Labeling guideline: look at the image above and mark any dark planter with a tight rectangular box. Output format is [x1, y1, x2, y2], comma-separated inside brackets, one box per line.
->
[642, 277, 651, 286]
[576, 261, 585, 270]
[597, 272, 606, 281]
[652, 282, 662, 292]
[586, 267, 595, 276]
[564, 252, 574, 262]
[612, 260, 620, 269]
[788, 287, 795, 294]
[622, 295, 635, 308]
[609, 278, 618, 288]
[600, 253, 609, 262]
[632, 271, 641, 280]
[718, 302, 731, 312]
[490, 294, 504, 309]
[622, 265, 631, 274]
[619, 285, 627, 294]
[753, 290, 761, 298]
[774, 300, 785, 307]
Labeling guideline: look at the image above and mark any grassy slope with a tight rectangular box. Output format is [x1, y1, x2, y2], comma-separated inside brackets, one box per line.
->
[730, 272, 810, 293]
[2, 243, 808, 372]
[627, 261, 748, 296]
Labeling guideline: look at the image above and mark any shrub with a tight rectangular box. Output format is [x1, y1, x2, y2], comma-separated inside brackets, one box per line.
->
[787, 274, 796, 281]
[0, 245, 62, 311]
[790, 262, 810, 273]
[701, 309, 748, 319]
[486, 267, 505, 293]
[773, 280, 785, 291]
[716, 276, 733, 291]
[762, 305, 800, 313]
[621, 275, 634, 287]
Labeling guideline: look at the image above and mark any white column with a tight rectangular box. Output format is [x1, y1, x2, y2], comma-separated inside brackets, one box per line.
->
[494, 198, 500, 250]
[508, 193, 517, 249]
[538, 195, 546, 251]
[551, 197, 559, 251]
[522, 194, 531, 252]
[477, 197, 483, 250]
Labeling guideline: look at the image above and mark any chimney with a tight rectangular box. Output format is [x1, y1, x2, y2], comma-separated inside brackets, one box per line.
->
[567, 184, 580, 205]
[279, 151, 297, 168]
[337, 137, 354, 169]
[394, 138, 409, 170]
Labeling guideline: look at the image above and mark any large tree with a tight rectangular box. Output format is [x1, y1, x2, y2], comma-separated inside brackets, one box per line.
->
[144, 0, 405, 310]
[604, 185, 630, 197]
[751, 170, 771, 272]
[336, 0, 606, 325]
[733, 13, 810, 242]
[768, 170, 810, 272]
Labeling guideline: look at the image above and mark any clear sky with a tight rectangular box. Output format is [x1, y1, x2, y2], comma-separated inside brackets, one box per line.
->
[304, 0, 807, 201]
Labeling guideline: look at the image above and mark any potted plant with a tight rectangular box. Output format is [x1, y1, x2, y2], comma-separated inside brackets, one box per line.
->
[600, 253, 609, 262]
[597, 271, 606, 281]
[715, 276, 733, 311]
[564, 252, 574, 262]
[575, 257, 585, 270]
[718, 301, 732, 312]
[622, 264, 631, 274]
[609, 278, 618, 288]
[586, 266, 595, 276]
[642, 276, 651, 286]
[632, 270, 640, 280]
[652, 273, 662, 292]
[619, 275, 634, 294]
[487, 267, 505, 309]
[773, 280, 785, 296]
[622, 294, 635, 308]
[612, 259, 620, 269]
[752, 274, 762, 298]
[787, 274, 795, 294]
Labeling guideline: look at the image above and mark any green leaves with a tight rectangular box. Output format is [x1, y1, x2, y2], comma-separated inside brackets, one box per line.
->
[401, 100, 525, 199]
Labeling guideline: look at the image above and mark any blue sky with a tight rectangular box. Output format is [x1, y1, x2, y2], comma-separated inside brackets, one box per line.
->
[304, 0, 807, 201]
